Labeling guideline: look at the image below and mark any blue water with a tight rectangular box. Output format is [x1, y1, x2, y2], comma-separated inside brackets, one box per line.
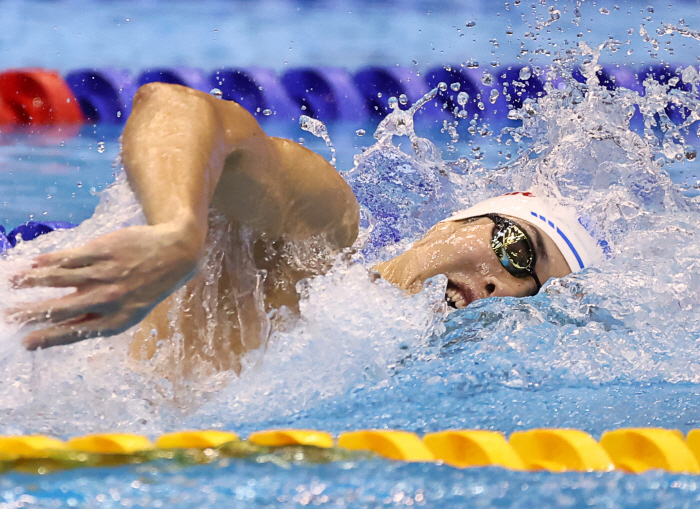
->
[3, 1, 700, 508]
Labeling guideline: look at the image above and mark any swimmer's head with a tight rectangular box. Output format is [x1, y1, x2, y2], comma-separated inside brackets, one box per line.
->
[374, 192, 604, 308]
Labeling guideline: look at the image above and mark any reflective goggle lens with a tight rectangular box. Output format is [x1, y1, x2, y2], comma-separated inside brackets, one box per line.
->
[491, 223, 534, 277]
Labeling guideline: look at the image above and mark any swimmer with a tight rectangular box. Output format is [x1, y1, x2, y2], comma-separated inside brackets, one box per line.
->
[7, 83, 602, 374]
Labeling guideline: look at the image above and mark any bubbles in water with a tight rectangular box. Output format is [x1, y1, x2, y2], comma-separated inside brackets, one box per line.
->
[262, 109, 273, 116]
[457, 91, 469, 106]
[599, 7, 610, 15]
[209, 88, 223, 99]
[97, 141, 105, 154]
[450, 83, 461, 92]
[399, 94, 408, 105]
[519, 66, 531, 81]
[356, 129, 366, 136]
[489, 89, 500, 104]
[465, 20, 476, 28]
[481, 71, 495, 86]
[388, 96, 399, 110]
[438, 82, 448, 92]
[466, 60, 479, 69]
[686, 147, 697, 161]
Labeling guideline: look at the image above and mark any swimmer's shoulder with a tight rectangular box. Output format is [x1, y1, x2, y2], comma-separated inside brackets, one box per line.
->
[268, 136, 360, 248]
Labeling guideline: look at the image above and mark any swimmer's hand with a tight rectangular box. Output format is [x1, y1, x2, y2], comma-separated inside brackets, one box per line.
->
[7, 223, 201, 350]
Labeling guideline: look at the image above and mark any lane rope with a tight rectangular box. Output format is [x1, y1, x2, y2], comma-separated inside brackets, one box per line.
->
[1, 427, 699, 474]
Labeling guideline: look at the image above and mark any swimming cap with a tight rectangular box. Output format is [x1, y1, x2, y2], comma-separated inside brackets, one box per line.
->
[442, 192, 603, 272]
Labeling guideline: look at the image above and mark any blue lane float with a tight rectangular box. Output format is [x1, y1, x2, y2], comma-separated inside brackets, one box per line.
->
[3, 64, 699, 126]
[210, 67, 297, 120]
[353, 66, 429, 118]
[137, 67, 210, 93]
[281, 67, 367, 122]
[0, 221, 76, 253]
[64, 69, 138, 124]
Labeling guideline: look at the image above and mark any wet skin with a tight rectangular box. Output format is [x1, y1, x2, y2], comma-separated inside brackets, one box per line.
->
[374, 216, 572, 308]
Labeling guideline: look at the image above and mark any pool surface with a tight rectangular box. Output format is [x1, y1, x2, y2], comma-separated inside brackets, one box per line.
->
[2, 0, 700, 507]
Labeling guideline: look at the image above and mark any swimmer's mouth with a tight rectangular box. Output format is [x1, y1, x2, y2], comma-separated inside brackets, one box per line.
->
[445, 280, 476, 309]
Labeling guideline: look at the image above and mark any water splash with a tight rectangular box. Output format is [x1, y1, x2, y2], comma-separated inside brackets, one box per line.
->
[299, 115, 336, 169]
[3, 27, 700, 436]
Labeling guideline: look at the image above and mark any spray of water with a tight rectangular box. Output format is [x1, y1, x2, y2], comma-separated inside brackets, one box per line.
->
[1, 28, 700, 434]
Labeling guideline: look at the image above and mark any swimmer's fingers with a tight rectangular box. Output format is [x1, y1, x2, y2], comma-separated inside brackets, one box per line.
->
[21, 314, 114, 350]
[31, 245, 100, 270]
[6, 290, 109, 325]
[10, 266, 98, 289]
[22, 310, 132, 350]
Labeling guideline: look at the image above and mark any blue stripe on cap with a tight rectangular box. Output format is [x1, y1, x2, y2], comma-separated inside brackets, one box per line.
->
[556, 227, 584, 269]
[531, 211, 584, 269]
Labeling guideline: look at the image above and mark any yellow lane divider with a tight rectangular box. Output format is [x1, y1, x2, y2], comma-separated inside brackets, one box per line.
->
[423, 430, 525, 470]
[510, 429, 614, 472]
[600, 428, 700, 474]
[1, 427, 700, 474]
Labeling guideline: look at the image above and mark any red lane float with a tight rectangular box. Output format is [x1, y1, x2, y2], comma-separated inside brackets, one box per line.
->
[0, 69, 85, 126]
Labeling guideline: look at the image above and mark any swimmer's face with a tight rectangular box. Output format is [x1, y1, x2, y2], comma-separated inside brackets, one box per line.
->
[373, 216, 571, 308]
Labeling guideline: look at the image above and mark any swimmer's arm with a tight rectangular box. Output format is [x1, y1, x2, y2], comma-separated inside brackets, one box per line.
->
[9, 83, 358, 349]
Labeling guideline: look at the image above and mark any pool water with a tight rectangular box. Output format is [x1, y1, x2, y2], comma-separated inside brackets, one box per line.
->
[2, 0, 700, 507]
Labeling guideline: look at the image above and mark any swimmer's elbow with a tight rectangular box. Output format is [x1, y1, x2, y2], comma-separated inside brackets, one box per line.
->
[131, 82, 214, 115]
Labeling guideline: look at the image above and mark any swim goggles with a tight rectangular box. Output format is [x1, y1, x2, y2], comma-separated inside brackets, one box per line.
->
[476, 213, 542, 293]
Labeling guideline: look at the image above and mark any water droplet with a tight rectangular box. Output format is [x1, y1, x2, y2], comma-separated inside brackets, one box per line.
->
[97, 141, 105, 154]
[356, 129, 366, 136]
[682, 66, 698, 84]
[506, 28, 513, 35]
[599, 7, 610, 14]
[466, 20, 476, 27]
[438, 82, 448, 92]
[377, 92, 383, 98]
[450, 82, 461, 92]
[466, 60, 479, 69]
[399, 94, 408, 105]
[263, 109, 273, 116]
[489, 89, 500, 104]
[77, 182, 83, 188]
[457, 91, 470, 106]
[686, 147, 697, 161]
[550, 10, 560, 21]
[299, 115, 336, 168]
[519, 67, 531, 81]
[481, 72, 495, 86]
[477, 102, 485, 110]
[647, 5, 654, 13]
[209, 88, 223, 99]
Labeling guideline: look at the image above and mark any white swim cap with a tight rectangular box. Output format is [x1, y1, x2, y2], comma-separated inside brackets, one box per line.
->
[442, 192, 605, 272]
